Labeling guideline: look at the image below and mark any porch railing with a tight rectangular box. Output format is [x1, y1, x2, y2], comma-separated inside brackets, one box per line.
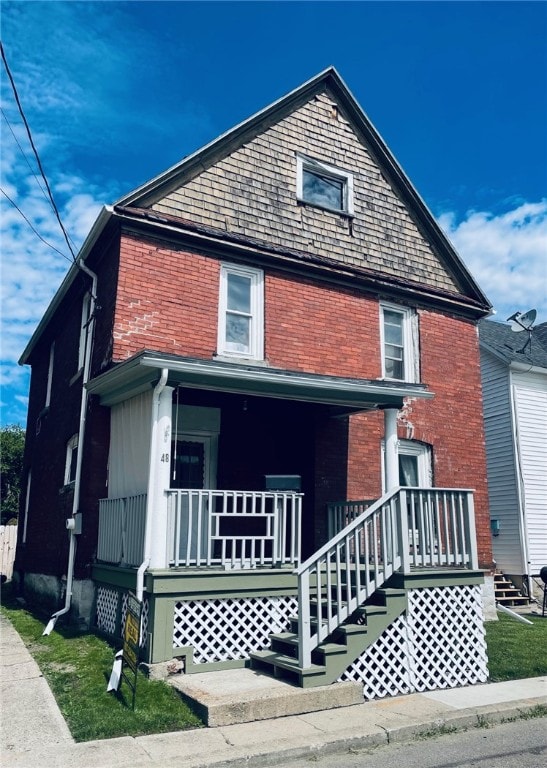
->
[166, 489, 303, 568]
[97, 494, 147, 567]
[296, 487, 477, 668]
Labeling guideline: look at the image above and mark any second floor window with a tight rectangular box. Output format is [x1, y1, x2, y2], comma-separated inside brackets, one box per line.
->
[45, 342, 55, 407]
[78, 293, 91, 371]
[380, 303, 418, 382]
[218, 264, 264, 360]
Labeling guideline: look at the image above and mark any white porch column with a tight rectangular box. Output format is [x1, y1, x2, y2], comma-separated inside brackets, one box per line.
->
[148, 384, 174, 569]
[384, 408, 399, 491]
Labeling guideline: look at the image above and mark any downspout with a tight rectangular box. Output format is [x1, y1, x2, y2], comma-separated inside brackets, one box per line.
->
[43, 262, 98, 635]
[136, 368, 169, 602]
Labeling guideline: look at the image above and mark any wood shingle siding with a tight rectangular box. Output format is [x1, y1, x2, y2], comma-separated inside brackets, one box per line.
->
[151, 91, 459, 295]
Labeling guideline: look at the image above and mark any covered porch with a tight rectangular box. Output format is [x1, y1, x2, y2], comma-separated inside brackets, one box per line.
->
[89, 352, 484, 685]
[89, 351, 433, 576]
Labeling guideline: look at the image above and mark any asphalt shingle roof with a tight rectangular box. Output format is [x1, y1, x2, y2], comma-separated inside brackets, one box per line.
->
[479, 318, 547, 369]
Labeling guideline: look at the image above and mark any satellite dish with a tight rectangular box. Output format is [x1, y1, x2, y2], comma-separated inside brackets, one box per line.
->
[507, 309, 537, 332]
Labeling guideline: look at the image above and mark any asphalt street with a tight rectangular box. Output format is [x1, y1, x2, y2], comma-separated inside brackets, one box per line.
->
[273, 716, 547, 768]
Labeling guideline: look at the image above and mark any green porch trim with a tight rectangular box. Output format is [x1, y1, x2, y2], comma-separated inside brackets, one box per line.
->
[173, 645, 248, 674]
[92, 563, 138, 590]
[144, 567, 298, 599]
[387, 569, 485, 590]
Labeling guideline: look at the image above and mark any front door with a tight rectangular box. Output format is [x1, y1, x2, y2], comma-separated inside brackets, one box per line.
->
[170, 435, 215, 563]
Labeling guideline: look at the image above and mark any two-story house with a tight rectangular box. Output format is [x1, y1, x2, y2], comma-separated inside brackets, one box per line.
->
[479, 318, 547, 603]
[16, 68, 493, 699]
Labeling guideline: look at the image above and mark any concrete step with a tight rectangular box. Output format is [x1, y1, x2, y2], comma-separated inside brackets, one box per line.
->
[168, 667, 363, 726]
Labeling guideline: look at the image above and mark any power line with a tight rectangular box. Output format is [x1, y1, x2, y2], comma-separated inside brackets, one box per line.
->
[0, 187, 74, 264]
[0, 41, 77, 261]
[1, 108, 49, 203]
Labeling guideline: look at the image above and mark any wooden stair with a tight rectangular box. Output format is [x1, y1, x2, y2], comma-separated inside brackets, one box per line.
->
[494, 572, 529, 607]
[249, 587, 407, 688]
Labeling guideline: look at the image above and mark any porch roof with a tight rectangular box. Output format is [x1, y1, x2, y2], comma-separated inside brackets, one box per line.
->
[87, 352, 433, 410]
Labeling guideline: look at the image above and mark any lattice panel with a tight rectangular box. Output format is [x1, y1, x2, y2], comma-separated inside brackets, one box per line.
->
[121, 592, 149, 648]
[407, 585, 488, 690]
[339, 616, 412, 699]
[173, 596, 299, 663]
[339, 585, 488, 699]
[95, 586, 119, 635]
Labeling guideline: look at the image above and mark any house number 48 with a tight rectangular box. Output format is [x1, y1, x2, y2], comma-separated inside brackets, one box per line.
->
[160, 453, 170, 463]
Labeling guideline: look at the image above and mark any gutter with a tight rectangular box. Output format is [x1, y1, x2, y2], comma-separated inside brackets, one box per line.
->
[43, 262, 98, 635]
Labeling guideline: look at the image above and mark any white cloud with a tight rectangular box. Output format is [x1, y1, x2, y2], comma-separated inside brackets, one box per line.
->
[438, 201, 547, 322]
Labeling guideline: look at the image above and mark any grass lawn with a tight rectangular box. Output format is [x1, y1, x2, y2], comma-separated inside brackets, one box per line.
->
[1, 589, 203, 742]
[485, 612, 547, 682]
[2, 587, 546, 743]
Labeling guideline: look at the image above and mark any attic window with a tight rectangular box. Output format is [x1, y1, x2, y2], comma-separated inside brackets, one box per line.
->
[297, 155, 353, 215]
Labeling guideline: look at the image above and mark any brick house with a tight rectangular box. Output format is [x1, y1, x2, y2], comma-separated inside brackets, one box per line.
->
[16, 68, 493, 697]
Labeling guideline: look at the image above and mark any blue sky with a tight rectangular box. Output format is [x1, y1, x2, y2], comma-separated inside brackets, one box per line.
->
[1, 1, 546, 426]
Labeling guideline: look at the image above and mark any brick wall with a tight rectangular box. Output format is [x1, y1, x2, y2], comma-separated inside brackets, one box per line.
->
[346, 311, 493, 570]
[114, 232, 382, 380]
[113, 233, 219, 360]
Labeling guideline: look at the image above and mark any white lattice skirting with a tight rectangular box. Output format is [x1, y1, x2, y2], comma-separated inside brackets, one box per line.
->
[95, 585, 149, 647]
[173, 596, 299, 663]
[339, 585, 489, 699]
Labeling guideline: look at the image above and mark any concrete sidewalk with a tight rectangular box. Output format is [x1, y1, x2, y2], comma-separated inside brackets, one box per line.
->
[1, 613, 545, 768]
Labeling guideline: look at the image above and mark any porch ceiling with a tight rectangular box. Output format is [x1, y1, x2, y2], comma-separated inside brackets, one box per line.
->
[87, 351, 434, 409]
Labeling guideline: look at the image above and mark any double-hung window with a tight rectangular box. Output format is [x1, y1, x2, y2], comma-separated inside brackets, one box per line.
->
[218, 264, 264, 360]
[78, 292, 91, 371]
[64, 434, 78, 485]
[380, 303, 418, 382]
[297, 155, 354, 215]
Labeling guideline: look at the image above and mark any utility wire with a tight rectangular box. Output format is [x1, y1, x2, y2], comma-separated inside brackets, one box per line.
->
[0, 187, 74, 264]
[1, 107, 49, 202]
[1, 41, 77, 261]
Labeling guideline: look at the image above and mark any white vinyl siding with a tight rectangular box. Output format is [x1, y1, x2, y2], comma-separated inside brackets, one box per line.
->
[480, 349, 524, 574]
[512, 371, 547, 576]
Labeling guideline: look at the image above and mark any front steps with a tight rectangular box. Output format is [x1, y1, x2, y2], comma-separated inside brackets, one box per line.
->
[168, 667, 363, 726]
[249, 587, 407, 688]
[494, 572, 529, 607]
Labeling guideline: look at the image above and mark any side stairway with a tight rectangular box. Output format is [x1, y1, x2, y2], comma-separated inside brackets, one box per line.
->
[494, 572, 529, 607]
[250, 586, 407, 688]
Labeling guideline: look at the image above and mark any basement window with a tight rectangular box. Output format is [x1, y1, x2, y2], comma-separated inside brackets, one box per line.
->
[297, 154, 354, 215]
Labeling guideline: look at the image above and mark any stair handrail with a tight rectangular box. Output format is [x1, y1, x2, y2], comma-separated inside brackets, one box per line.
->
[295, 488, 408, 669]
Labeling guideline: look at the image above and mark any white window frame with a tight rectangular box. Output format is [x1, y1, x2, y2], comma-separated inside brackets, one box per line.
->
[380, 302, 419, 382]
[382, 439, 432, 491]
[22, 470, 31, 543]
[45, 342, 55, 407]
[217, 263, 264, 361]
[78, 293, 91, 371]
[64, 434, 79, 485]
[296, 154, 354, 215]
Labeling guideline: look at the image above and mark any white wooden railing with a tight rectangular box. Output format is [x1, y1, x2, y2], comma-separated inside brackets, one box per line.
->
[97, 494, 147, 567]
[167, 490, 302, 568]
[296, 487, 477, 668]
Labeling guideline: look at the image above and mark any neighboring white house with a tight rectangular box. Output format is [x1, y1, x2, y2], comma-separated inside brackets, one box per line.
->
[479, 318, 547, 600]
